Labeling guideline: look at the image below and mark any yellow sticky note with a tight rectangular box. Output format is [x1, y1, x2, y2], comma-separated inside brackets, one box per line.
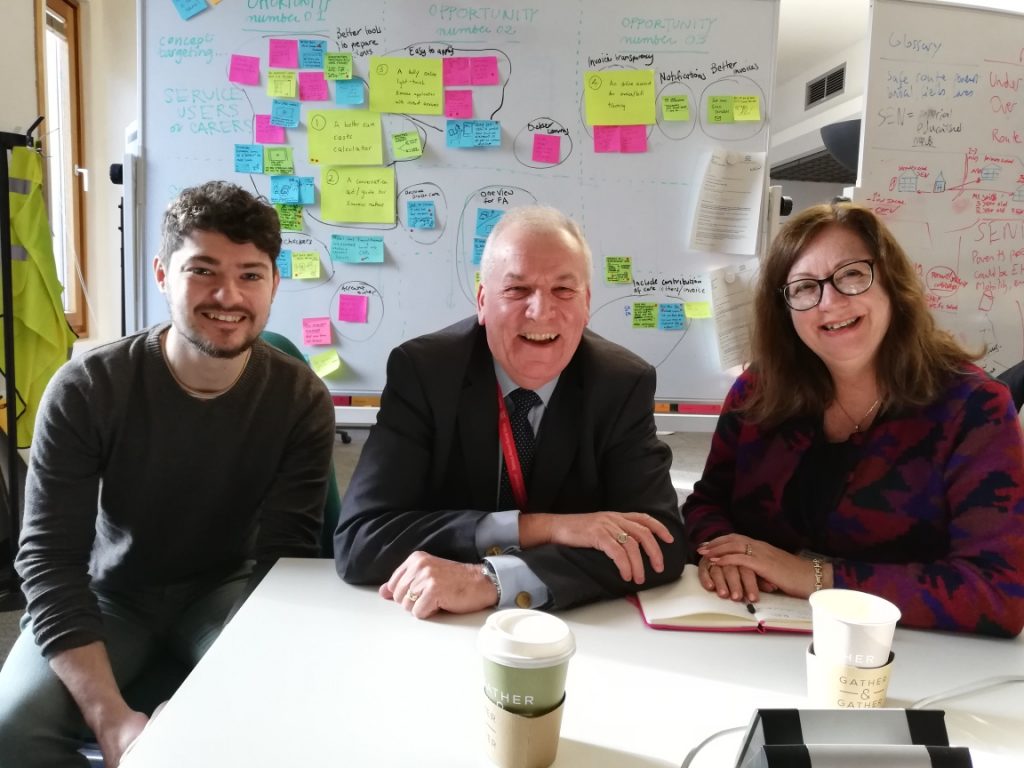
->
[474, 271, 481, 295]
[321, 166, 396, 224]
[662, 95, 690, 122]
[631, 302, 658, 329]
[708, 96, 734, 124]
[264, 146, 294, 175]
[325, 52, 353, 80]
[267, 70, 297, 99]
[584, 70, 656, 126]
[291, 251, 321, 279]
[605, 256, 633, 284]
[368, 56, 443, 115]
[684, 301, 713, 319]
[310, 349, 343, 379]
[733, 95, 761, 122]
[392, 131, 423, 159]
[307, 110, 383, 166]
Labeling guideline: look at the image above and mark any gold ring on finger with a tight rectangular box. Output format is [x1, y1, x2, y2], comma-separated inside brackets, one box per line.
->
[744, 543, 753, 557]
[615, 531, 630, 545]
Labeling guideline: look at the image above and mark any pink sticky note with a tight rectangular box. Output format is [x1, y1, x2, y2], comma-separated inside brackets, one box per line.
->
[338, 294, 369, 323]
[254, 115, 286, 144]
[443, 57, 471, 86]
[444, 89, 473, 119]
[470, 56, 499, 85]
[620, 125, 648, 153]
[298, 71, 329, 101]
[593, 125, 621, 153]
[229, 54, 260, 85]
[532, 133, 561, 164]
[302, 317, 332, 346]
[269, 39, 298, 68]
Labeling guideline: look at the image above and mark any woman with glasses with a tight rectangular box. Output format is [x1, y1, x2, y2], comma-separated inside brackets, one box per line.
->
[683, 203, 1024, 636]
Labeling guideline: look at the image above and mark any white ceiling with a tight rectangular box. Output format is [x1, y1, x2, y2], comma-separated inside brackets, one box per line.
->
[775, 0, 870, 85]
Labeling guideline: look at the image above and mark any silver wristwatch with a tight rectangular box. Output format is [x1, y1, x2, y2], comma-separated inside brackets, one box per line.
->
[481, 560, 502, 605]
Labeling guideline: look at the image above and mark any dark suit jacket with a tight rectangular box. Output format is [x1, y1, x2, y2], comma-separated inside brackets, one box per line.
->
[335, 317, 685, 609]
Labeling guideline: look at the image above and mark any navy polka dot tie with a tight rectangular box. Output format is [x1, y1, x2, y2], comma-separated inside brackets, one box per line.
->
[499, 388, 542, 510]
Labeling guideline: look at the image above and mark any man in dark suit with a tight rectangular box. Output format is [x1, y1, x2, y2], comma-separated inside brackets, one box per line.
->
[335, 206, 684, 617]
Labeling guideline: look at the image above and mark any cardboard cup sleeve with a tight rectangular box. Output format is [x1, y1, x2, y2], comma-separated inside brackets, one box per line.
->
[806, 643, 895, 709]
[483, 692, 564, 768]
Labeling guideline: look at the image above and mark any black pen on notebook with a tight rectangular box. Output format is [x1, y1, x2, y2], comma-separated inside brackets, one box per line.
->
[746, 602, 756, 615]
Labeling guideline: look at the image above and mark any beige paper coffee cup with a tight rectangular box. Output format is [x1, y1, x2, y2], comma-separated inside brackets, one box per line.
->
[809, 589, 900, 669]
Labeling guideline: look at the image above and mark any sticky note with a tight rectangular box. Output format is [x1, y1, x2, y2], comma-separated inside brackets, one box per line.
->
[620, 125, 648, 153]
[325, 52, 353, 80]
[338, 294, 369, 323]
[275, 250, 292, 278]
[291, 251, 321, 279]
[584, 70, 656, 126]
[472, 237, 487, 265]
[662, 95, 690, 121]
[631, 302, 658, 329]
[407, 200, 436, 229]
[276, 204, 303, 230]
[330, 234, 385, 263]
[270, 99, 300, 128]
[733, 95, 761, 122]
[269, 39, 298, 69]
[299, 71, 329, 101]
[263, 146, 294, 175]
[443, 57, 471, 86]
[446, 120, 501, 148]
[684, 301, 713, 319]
[605, 256, 632, 284]
[531, 133, 560, 164]
[229, 55, 260, 86]
[593, 125, 621, 153]
[708, 96, 735, 124]
[307, 109, 382, 165]
[310, 349, 342, 378]
[470, 56, 499, 85]
[392, 131, 423, 159]
[302, 316, 332, 345]
[298, 39, 326, 69]
[298, 176, 315, 205]
[321, 166, 395, 224]
[267, 70, 297, 99]
[336, 79, 365, 105]
[254, 115, 285, 144]
[368, 56, 443, 115]
[658, 303, 686, 330]
[475, 208, 504, 238]
[270, 176, 301, 204]
[445, 90, 473, 119]
[474, 271, 481, 294]
[234, 144, 264, 174]
[172, 0, 207, 20]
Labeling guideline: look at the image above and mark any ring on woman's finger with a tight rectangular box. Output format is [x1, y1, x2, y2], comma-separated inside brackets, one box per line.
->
[615, 531, 630, 545]
[407, 591, 420, 602]
[744, 543, 753, 557]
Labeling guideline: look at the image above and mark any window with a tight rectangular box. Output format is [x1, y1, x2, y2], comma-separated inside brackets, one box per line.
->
[39, 0, 87, 334]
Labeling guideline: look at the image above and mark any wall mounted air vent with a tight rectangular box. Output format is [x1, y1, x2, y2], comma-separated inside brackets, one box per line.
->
[805, 64, 846, 109]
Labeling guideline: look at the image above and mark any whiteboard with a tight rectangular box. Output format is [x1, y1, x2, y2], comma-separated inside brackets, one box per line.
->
[137, 0, 779, 400]
[857, 0, 1024, 375]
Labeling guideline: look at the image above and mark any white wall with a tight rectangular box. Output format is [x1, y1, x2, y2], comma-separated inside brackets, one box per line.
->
[5, 3, 39, 133]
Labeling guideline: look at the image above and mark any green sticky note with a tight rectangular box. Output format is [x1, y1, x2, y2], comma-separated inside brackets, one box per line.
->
[631, 302, 657, 329]
[267, 70, 297, 99]
[368, 56, 443, 115]
[708, 96, 734, 124]
[291, 251, 321, 279]
[605, 256, 633, 284]
[324, 52, 353, 80]
[474, 271, 481, 295]
[584, 70, 656, 126]
[321, 165, 396, 224]
[275, 203, 303, 230]
[733, 95, 761, 122]
[264, 146, 295, 175]
[662, 95, 690, 122]
[684, 301, 713, 319]
[310, 349, 342, 379]
[392, 131, 423, 159]
[307, 109, 383, 166]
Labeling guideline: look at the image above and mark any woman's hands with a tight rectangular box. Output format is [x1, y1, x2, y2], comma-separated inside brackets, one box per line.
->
[697, 534, 832, 601]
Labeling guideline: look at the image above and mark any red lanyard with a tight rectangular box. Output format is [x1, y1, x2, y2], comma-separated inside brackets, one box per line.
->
[496, 383, 529, 511]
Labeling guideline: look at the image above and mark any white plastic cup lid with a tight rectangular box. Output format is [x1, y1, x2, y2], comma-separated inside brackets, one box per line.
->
[478, 609, 576, 669]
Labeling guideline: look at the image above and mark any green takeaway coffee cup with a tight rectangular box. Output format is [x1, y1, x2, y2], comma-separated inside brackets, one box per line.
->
[478, 609, 576, 717]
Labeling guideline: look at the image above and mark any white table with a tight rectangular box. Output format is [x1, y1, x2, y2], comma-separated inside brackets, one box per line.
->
[121, 559, 1024, 767]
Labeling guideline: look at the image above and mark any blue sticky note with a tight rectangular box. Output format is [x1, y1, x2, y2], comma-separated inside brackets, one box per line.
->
[407, 200, 436, 229]
[299, 40, 326, 69]
[298, 176, 315, 205]
[330, 234, 385, 263]
[446, 120, 502, 148]
[658, 303, 686, 331]
[234, 144, 264, 174]
[270, 176, 301, 204]
[172, 0, 207, 20]
[276, 249, 292, 278]
[270, 99, 301, 128]
[475, 208, 505, 239]
[472, 237, 487, 265]
[335, 79, 365, 105]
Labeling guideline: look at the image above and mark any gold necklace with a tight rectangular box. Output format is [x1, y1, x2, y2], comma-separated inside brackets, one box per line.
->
[834, 397, 881, 432]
